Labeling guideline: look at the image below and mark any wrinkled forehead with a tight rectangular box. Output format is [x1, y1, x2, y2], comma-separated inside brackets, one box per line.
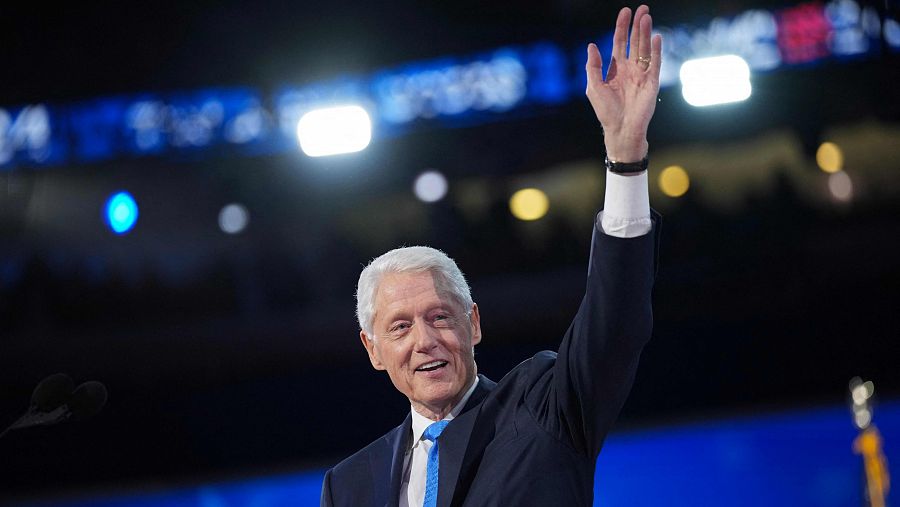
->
[374, 270, 466, 317]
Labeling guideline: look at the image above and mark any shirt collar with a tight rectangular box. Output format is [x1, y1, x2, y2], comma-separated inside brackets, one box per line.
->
[409, 376, 480, 448]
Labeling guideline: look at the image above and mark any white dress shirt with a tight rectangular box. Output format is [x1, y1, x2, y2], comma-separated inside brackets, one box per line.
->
[400, 169, 650, 506]
[599, 169, 652, 238]
[400, 377, 480, 507]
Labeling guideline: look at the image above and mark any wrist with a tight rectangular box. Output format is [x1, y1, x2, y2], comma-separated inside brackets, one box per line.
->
[604, 137, 648, 163]
[605, 155, 648, 175]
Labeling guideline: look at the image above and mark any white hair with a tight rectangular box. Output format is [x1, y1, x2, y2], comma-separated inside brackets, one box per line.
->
[356, 246, 473, 337]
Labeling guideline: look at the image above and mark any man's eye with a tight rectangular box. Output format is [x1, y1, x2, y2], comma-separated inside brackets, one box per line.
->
[389, 323, 411, 333]
[433, 314, 452, 326]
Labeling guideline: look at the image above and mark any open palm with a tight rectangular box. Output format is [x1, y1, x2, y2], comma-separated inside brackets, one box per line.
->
[586, 5, 662, 162]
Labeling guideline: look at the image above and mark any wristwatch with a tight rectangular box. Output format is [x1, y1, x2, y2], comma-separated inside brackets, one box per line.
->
[604, 155, 649, 174]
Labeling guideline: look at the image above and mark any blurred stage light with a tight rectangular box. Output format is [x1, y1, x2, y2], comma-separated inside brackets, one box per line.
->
[854, 408, 872, 428]
[219, 203, 249, 234]
[296, 105, 371, 157]
[679, 55, 752, 107]
[413, 170, 448, 203]
[885, 18, 900, 48]
[105, 191, 138, 234]
[816, 142, 844, 173]
[658, 166, 690, 197]
[852, 381, 875, 405]
[828, 171, 853, 202]
[509, 188, 549, 221]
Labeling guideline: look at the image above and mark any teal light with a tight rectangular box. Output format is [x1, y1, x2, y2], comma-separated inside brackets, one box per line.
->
[105, 191, 138, 234]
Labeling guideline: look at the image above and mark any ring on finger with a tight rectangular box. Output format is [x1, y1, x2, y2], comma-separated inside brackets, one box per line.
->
[637, 55, 651, 65]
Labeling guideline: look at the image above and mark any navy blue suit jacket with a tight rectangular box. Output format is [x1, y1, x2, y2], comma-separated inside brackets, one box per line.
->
[322, 213, 660, 506]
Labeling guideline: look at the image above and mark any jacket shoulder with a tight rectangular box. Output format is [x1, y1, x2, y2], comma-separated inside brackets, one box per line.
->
[324, 418, 407, 506]
[329, 428, 397, 478]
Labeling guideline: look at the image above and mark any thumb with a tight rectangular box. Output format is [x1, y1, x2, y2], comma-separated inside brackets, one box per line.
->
[585, 43, 605, 90]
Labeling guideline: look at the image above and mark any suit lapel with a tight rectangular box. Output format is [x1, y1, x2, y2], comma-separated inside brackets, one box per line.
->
[437, 375, 496, 507]
[372, 414, 411, 507]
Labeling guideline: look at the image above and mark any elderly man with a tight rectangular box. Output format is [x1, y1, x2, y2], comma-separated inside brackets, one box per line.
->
[322, 5, 662, 506]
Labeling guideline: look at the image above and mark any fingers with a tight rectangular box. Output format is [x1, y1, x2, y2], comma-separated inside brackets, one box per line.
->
[629, 5, 649, 61]
[602, 5, 659, 80]
[611, 7, 631, 63]
[638, 13, 652, 63]
[586, 43, 604, 87]
[649, 33, 663, 79]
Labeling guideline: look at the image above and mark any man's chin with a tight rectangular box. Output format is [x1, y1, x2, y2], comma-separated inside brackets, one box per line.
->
[414, 385, 460, 408]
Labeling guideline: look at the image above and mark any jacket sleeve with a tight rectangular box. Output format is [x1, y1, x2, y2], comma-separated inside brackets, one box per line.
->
[320, 468, 335, 507]
[524, 210, 660, 458]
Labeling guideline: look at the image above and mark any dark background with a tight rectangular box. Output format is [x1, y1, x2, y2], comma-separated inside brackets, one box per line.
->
[1, 0, 898, 502]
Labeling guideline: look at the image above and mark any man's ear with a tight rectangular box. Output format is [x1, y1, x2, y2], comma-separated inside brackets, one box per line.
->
[360, 330, 386, 370]
[469, 303, 482, 346]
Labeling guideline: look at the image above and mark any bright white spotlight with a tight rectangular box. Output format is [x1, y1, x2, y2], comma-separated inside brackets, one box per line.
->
[296, 105, 372, 157]
[218, 203, 249, 234]
[679, 55, 752, 107]
[413, 170, 448, 203]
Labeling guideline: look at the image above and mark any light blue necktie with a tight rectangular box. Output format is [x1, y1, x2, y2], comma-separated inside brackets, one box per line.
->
[422, 420, 450, 507]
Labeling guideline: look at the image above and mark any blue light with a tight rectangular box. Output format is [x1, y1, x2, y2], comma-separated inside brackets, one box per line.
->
[105, 191, 138, 234]
[12, 400, 900, 507]
[525, 43, 568, 104]
[0, 1, 893, 172]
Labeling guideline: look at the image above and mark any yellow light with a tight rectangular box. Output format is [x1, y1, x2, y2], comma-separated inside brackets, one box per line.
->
[816, 142, 843, 173]
[509, 188, 549, 221]
[658, 166, 690, 197]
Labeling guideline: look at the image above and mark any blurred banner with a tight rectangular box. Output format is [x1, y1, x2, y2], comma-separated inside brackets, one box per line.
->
[1, 0, 897, 171]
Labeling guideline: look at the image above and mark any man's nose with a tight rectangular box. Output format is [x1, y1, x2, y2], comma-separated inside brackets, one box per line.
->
[412, 320, 439, 351]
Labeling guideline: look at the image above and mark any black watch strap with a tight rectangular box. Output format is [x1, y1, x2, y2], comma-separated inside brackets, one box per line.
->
[605, 155, 649, 174]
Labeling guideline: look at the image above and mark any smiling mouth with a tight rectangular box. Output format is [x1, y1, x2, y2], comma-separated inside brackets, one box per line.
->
[416, 361, 448, 372]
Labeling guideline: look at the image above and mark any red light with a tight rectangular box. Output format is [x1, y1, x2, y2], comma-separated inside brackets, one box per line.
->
[777, 3, 833, 64]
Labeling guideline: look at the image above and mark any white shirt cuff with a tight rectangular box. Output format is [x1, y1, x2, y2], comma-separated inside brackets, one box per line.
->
[598, 169, 652, 238]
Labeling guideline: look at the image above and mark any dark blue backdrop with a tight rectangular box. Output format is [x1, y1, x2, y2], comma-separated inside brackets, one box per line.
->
[17, 401, 898, 507]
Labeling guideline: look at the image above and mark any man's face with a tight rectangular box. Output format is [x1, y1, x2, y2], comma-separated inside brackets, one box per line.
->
[360, 271, 481, 418]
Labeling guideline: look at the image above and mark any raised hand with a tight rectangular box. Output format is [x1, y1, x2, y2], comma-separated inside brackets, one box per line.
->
[585, 5, 662, 163]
